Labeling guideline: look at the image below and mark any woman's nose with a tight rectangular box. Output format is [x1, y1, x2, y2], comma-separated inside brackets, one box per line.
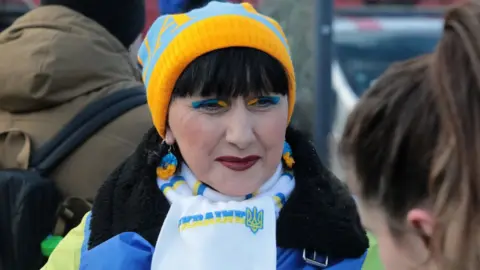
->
[224, 104, 255, 150]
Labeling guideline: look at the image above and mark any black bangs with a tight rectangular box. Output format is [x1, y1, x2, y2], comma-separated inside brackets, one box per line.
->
[172, 47, 290, 99]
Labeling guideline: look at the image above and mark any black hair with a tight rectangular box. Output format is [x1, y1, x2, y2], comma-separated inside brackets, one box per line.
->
[172, 47, 290, 99]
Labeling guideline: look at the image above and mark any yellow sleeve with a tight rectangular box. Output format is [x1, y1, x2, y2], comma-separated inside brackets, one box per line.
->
[41, 212, 90, 270]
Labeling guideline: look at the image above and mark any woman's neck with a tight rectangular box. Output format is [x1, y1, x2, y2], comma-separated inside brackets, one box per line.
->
[180, 163, 284, 201]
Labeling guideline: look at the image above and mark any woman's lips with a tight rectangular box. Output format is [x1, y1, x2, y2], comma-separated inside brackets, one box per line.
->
[215, 155, 260, 171]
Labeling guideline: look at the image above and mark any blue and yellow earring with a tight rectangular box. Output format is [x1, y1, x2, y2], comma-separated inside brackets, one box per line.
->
[282, 141, 295, 169]
[157, 144, 178, 179]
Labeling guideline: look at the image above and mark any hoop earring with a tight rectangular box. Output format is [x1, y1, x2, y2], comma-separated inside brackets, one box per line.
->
[157, 144, 178, 179]
[282, 141, 295, 169]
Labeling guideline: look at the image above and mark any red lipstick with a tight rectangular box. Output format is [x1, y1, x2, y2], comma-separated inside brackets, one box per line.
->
[215, 155, 260, 171]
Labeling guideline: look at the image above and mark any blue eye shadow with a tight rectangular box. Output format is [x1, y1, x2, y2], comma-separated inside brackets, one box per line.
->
[191, 99, 228, 109]
[247, 96, 280, 106]
[260, 96, 280, 104]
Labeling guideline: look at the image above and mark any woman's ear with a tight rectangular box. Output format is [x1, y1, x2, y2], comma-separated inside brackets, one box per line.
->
[165, 127, 176, 145]
[406, 208, 435, 247]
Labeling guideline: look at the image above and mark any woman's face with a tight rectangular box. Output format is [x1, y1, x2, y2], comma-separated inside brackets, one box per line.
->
[166, 95, 289, 196]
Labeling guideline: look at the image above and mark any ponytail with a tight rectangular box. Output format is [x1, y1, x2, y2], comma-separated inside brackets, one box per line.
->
[429, 1, 480, 268]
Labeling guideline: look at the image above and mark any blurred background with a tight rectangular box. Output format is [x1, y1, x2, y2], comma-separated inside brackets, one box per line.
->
[259, 0, 458, 180]
[0, 0, 461, 180]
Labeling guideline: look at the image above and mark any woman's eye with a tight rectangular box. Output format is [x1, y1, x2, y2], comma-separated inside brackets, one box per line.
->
[191, 99, 228, 112]
[248, 96, 280, 107]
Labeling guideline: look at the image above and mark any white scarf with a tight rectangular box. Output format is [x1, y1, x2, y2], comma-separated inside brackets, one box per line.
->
[151, 163, 295, 270]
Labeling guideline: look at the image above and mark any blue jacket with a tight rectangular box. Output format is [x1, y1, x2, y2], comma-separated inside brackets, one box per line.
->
[75, 214, 373, 270]
[80, 231, 369, 269]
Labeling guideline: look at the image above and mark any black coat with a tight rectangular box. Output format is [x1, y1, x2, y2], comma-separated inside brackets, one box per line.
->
[88, 126, 368, 259]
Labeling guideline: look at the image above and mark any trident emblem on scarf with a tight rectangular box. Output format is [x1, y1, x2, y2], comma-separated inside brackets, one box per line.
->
[245, 207, 264, 234]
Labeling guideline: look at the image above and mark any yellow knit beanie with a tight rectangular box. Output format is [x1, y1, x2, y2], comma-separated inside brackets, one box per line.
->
[138, 1, 296, 138]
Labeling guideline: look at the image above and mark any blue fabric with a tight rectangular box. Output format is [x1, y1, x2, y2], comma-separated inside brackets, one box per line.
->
[326, 252, 367, 269]
[79, 232, 366, 269]
[158, 0, 186, 15]
[79, 232, 154, 270]
[158, 0, 228, 15]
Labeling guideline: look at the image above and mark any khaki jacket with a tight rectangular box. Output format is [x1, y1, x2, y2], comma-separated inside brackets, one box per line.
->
[0, 6, 152, 200]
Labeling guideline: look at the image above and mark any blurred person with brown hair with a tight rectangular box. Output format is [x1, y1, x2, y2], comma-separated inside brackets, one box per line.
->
[340, 1, 480, 269]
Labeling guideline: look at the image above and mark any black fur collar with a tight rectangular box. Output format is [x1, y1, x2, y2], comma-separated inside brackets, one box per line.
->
[88, 126, 368, 258]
